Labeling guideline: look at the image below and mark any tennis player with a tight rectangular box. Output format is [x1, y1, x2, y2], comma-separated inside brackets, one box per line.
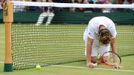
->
[83, 16, 118, 68]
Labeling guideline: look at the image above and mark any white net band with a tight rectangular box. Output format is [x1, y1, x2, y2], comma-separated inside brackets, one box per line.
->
[12, 1, 134, 9]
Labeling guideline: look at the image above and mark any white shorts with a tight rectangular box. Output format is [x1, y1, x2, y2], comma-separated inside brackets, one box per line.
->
[83, 33, 110, 57]
[90, 44, 110, 56]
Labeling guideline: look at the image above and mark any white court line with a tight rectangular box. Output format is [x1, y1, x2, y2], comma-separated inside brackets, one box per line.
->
[1, 61, 134, 73]
[51, 65, 134, 73]
[0, 61, 4, 64]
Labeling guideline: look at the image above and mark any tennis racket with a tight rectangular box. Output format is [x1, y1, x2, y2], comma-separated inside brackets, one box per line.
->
[99, 51, 121, 68]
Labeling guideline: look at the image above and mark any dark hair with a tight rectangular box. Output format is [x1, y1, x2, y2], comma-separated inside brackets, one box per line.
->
[99, 29, 112, 45]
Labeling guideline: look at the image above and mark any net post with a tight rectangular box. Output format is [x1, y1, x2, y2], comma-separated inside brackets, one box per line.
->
[3, 1, 13, 72]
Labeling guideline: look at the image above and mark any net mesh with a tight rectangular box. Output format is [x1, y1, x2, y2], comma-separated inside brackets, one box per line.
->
[12, 24, 85, 69]
[10, 1, 134, 70]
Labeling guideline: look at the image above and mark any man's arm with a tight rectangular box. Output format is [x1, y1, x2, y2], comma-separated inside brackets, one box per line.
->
[86, 37, 94, 68]
[110, 38, 117, 53]
[110, 38, 121, 69]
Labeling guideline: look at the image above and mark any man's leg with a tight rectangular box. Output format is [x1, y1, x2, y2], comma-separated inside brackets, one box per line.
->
[46, 12, 55, 26]
[36, 12, 47, 26]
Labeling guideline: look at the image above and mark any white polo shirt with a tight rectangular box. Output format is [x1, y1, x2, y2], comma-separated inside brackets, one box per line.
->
[83, 16, 117, 56]
[83, 16, 117, 46]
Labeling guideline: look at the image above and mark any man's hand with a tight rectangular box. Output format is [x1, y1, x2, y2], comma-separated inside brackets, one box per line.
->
[112, 63, 122, 69]
[87, 63, 97, 68]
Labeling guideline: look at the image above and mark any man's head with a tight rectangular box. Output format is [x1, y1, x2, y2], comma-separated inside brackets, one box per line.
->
[98, 25, 112, 45]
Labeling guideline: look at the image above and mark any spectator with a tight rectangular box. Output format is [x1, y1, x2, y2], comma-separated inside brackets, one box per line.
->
[53, 0, 64, 3]
[71, 0, 89, 12]
[53, 0, 71, 12]
[117, 0, 132, 4]
[13, 0, 26, 12]
[117, 0, 133, 12]
[27, 0, 42, 11]
[88, 0, 94, 3]
[23, 0, 32, 1]
[86, 0, 94, 12]
[36, 0, 55, 26]
[110, 0, 117, 4]
[53, 0, 72, 3]
[93, 0, 103, 12]
[98, 0, 105, 3]
[102, 0, 112, 13]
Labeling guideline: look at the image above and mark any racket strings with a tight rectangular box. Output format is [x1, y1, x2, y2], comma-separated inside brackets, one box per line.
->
[102, 52, 121, 66]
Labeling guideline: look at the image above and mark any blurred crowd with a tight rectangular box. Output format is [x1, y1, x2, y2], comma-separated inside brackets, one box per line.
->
[69, 0, 133, 13]
[0, 0, 134, 13]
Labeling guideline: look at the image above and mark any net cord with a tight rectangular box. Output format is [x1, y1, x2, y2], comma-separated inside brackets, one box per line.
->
[12, 1, 134, 8]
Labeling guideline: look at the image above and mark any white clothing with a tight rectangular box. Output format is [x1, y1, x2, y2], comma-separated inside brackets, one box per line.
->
[36, 12, 55, 26]
[83, 16, 117, 56]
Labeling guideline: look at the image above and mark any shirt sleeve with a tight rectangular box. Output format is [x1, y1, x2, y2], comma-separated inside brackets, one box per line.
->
[109, 23, 117, 38]
[87, 27, 95, 39]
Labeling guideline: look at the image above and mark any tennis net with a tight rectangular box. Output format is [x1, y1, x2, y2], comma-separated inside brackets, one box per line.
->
[3, 1, 134, 70]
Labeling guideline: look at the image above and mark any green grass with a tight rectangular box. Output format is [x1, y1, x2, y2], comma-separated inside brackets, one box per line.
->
[0, 24, 134, 75]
